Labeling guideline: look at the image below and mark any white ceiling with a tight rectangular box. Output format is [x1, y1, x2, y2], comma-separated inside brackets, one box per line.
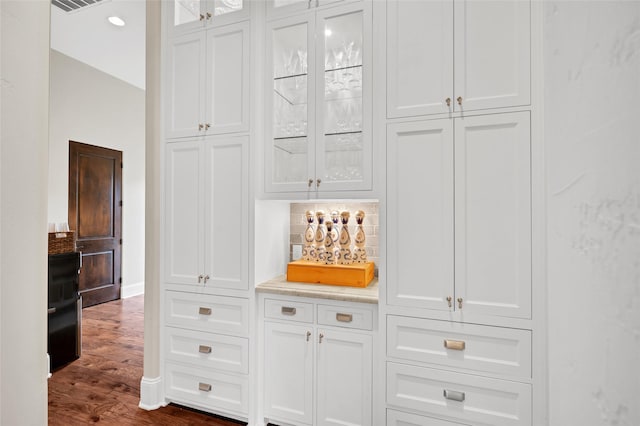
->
[50, 0, 146, 90]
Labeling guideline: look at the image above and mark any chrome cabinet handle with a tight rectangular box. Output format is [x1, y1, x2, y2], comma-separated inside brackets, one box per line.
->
[444, 339, 466, 351]
[316, 178, 321, 188]
[205, 123, 210, 130]
[336, 313, 353, 323]
[446, 97, 451, 107]
[48, 307, 56, 315]
[281, 306, 297, 316]
[199, 382, 212, 392]
[443, 389, 465, 402]
[199, 345, 212, 354]
[204, 274, 210, 283]
[198, 123, 204, 131]
[199, 14, 205, 21]
[446, 296, 452, 308]
[457, 297, 463, 309]
[206, 12, 212, 20]
[308, 178, 314, 188]
[198, 274, 203, 283]
[199, 307, 212, 316]
[457, 96, 463, 106]
[319, 333, 324, 343]
[306, 331, 311, 342]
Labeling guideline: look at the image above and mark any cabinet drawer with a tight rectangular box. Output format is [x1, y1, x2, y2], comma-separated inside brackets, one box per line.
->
[165, 327, 248, 374]
[387, 409, 470, 426]
[387, 362, 531, 426]
[165, 291, 249, 336]
[165, 362, 248, 415]
[264, 298, 314, 323]
[317, 304, 373, 331]
[387, 316, 531, 379]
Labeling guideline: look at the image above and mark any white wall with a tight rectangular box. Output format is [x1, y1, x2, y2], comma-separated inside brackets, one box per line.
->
[0, 1, 50, 424]
[48, 50, 146, 297]
[544, 2, 640, 425]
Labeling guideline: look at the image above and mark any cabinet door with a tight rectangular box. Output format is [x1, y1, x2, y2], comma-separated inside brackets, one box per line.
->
[454, 0, 531, 111]
[165, 142, 204, 285]
[169, 0, 250, 36]
[454, 112, 531, 319]
[169, 0, 207, 35]
[166, 32, 206, 139]
[265, 13, 317, 192]
[264, 321, 313, 425]
[315, 2, 372, 192]
[205, 21, 250, 135]
[386, 0, 453, 118]
[203, 136, 249, 290]
[387, 119, 454, 311]
[316, 329, 372, 426]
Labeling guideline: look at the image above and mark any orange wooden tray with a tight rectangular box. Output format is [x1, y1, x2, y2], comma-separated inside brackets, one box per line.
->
[286, 260, 375, 288]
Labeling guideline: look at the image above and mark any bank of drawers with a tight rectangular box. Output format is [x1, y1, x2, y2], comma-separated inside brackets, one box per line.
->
[264, 297, 374, 330]
[387, 315, 532, 426]
[164, 290, 249, 416]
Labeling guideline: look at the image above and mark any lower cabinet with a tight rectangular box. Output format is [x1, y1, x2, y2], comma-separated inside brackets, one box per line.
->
[386, 315, 532, 426]
[163, 290, 250, 419]
[262, 295, 375, 426]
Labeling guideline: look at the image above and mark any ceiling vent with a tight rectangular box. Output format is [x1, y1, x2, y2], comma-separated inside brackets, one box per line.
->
[52, 0, 104, 13]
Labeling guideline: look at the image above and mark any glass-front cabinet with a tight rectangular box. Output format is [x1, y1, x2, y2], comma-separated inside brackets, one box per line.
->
[265, 2, 372, 193]
[170, 0, 250, 35]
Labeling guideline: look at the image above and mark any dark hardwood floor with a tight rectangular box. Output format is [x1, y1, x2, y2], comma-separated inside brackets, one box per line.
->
[48, 295, 246, 425]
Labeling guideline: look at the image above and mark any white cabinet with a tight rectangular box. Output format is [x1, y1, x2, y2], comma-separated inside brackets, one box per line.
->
[169, 0, 250, 35]
[316, 328, 372, 426]
[387, 0, 530, 118]
[265, 2, 372, 193]
[166, 20, 250, 139]
[163, 291, 251, 416]
[164, 135, 249, 290]
[262, 295, 374, 426]
[387, 111, 531, 320]
[264, 321, 314, 424]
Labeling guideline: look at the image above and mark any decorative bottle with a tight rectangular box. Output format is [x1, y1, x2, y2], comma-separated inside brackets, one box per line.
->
[353, 210, 367, 263]
[302, 210, 315, 261]
[314, 211, 327, 263]
[338, 211, 352, 265]
[324, 221, 339, 265]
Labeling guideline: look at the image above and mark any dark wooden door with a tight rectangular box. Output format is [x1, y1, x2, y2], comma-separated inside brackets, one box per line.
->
[68, 141, 122, 308]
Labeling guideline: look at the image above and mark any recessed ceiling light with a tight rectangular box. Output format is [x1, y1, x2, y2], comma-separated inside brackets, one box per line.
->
[108, 16, 125, 27]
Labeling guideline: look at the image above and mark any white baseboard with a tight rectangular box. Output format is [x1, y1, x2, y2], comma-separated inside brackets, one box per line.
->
[122, 281, 144, 298]
[139, 376, 165, 410]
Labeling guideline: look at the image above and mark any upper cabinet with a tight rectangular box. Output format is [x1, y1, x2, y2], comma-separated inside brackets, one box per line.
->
[169, 0, 250, 35]
[387, 112, 532, 321]
[387, 0, 530, 118]
[265, 2, 372, 194]
[166, 20, 250, 139]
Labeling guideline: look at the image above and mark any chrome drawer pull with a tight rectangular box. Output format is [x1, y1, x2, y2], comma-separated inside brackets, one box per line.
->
[281, 306, 297, 316]
[443, 389, 465, 402]
[199, 307, 212, 316]
[444, 339, 466, 351]
[199, 345, 212, 354]
[198, 382, 212, 392]
[336, 313, 353, 323]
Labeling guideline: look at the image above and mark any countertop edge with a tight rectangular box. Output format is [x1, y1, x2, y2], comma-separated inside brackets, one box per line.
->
[256, 276, 379, 305]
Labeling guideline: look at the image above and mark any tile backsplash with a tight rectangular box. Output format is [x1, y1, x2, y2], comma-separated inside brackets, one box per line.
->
[290, 202, 379, 267]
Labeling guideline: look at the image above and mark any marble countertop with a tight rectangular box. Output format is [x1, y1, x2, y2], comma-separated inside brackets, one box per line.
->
[256, 275, 379, 304]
